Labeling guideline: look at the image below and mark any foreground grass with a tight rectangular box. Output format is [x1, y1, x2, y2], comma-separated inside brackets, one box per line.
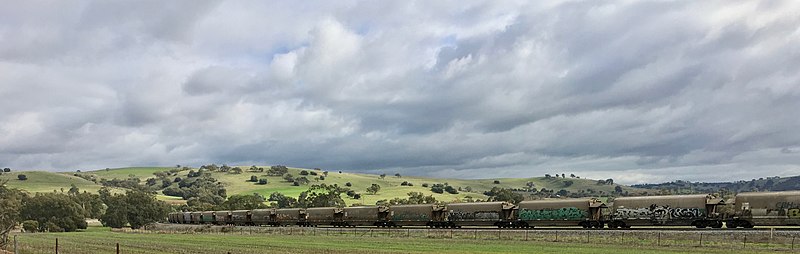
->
[9, 226, 780, 254]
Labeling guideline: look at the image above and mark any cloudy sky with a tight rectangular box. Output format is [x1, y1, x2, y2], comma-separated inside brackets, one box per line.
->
[1, 1, 799, 184]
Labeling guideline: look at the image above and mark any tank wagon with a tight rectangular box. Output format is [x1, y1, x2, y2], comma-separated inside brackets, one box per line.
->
[231, 210, 252, 225]
[447, 202, 515, 228]
[388, 204, 448, 227]
[516, 198, 606, 228]
[608, 194, 724, 228]
[726, 191, 800, 228]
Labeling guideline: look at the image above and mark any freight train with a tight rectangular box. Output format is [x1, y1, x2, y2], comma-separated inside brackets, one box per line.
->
[167, 190, 800, 229]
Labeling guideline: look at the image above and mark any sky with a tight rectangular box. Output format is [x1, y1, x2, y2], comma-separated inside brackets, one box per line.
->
[1, 1, 799, 184]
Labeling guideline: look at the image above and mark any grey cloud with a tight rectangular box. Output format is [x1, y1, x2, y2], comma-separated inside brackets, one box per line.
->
[0, 1, 798, 184]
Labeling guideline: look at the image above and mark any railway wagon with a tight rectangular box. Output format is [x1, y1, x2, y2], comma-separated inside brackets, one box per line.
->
[167, 212, 178, 223]
[215, 210, 232, 225]
[277, 208, 307, 226]
[305, 207, 338, 226]
[182, 212, 191, 224]
[339, 206, 384, 227]
[231, 210, 252, 225]
[389, 204, 448, 227]
[200, 211, 216, 224]
[447, 202, 515, 227]
[517, 198, 606, 228]
[609, 194, 724, 228]
[190, 212, 202, 224]
[727, 191, 800, 228]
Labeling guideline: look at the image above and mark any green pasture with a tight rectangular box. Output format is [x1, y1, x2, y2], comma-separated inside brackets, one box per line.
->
[7, 226, 776, 254]
[0, 171, 104, 194]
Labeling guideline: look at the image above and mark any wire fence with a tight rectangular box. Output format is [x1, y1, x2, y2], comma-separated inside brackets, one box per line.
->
[4, 225, 800, 253]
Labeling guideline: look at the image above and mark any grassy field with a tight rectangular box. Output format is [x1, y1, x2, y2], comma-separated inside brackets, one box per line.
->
[155, 166, 641, 205]
[4, 166, 643, 206]
[0, 171, 105, 194]
[7, 226, 780, 254]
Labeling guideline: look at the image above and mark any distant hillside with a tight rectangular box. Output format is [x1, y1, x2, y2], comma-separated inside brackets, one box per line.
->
[632, 175, 800, 195]
[0, 171, 104, 194]
[66, 166, 642, 206]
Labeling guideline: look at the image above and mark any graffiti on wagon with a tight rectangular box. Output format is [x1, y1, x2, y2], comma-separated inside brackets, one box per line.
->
[519, 207, 587, 220]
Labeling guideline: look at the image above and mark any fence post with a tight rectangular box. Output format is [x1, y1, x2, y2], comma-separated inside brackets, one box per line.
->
[525, 230, 528, 241]
[555, 231, 558, 242]
[497, 229, 500, 240]
[449, 229, 452, 239]
[474, 229, 477, 239]
[657, 232, 660, 246]
[116, 243, 120, 254]
[621, 231, 624, 244]
[792, 235, 795, 250]
[743, 234, 746, 249]
[407, 228, 410, 238]
[586, 230, 590, 243]
[699, 233, 702, 247]
[13, 235, 17, 254]
[55, 238, 59, 254]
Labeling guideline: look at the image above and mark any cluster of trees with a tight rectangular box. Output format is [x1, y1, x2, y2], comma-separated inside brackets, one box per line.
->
[268, 184, 353, 208]
[376, 192, 437, 206]
[0, 182, 169, 249]
[545, 173, 580, 179]
[483, 187, 524, 204]
[0, 167, 10, 175]
[430, 183, 458, 194]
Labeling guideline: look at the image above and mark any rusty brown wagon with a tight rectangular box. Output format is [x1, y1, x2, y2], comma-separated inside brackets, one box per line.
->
[447, 202, 515, 228]
[388, 204, 448, 227]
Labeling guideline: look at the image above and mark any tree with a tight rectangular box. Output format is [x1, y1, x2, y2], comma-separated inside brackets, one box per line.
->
[570, 174, 576, 178]
[395, 173, 401, 178]
[258, 179, 268, 185]
[614, 185, 623, 194]
[1, 182, 25, 247]
[100, 188, 169, 229]
[366, 184, 381, 194]
[345, 182, 352, 187]
[268, 192, 297, 208]
[297, 184, 347, 208]
[249, 175, 258, 182]
[493, 180, 500, 184]
[17, 174, 27, 181]
[545, 174, 551, 178]
[605, 179, 614, 185]
[230, 167, 243, 174]
[294, 177, 310, 185]
[22, 220, 38, 233]
[218, 194, 267, 210]
[22, 193, 88, 232]
[484, 187, 524, 204]
[268, 165, 289, 176]
[283, 174, 295, 182]
[2, 168, 9, 172]
[562, 174, 566, 178]
[300, 170, 309, 175]
[563, 180, 574, 187]
[379, 174, 386, 179]
[444, 185, 459, 194]
[353, 193, 362, 199]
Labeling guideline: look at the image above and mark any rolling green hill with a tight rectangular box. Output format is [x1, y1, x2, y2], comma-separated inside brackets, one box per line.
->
[0, 171, 105, 194]
[83, 166, 641, 205]
[2, 166, 643, 206]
